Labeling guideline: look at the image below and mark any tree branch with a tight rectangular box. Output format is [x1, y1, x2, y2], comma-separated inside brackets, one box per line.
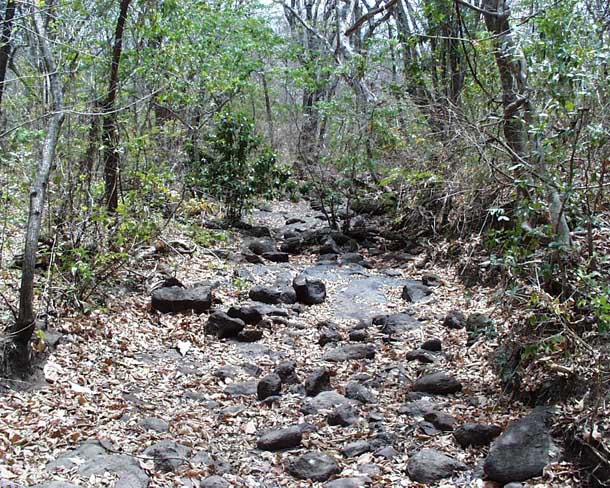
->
[345, 0, 398, 37]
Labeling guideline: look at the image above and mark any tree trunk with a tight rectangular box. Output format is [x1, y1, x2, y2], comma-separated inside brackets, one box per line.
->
[261, 73, 274, 146]
[102, 0, 131, 213]
[11, 6, 65, 374]
[0, 0, 16, 112]
[480, 0, 571, 247]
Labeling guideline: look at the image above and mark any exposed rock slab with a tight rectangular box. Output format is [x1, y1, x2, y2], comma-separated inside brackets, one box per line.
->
[151, 286, 212, 313]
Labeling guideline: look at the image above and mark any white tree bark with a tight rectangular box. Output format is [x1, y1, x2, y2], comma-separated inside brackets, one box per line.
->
[11, 6, 65, 373]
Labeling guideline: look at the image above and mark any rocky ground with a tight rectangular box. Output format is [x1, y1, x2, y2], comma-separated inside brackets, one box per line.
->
[0, 201, 581, 487]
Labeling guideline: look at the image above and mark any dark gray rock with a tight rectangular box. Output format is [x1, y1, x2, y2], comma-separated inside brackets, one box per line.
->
[422, 273, 442, 287]
[327, 404, 358, 426]
[484, 409, 558, 484]
[399, 399, 444, 417]
[142, 441, 191, 473]
[453, 423, 503, 448]
[205, 312, 245, 339]
[236, 328, 263, 342]
[293, 275, 327, 305]
[274, 360, 299, 384]
[401, 281, 432, 302]
[421, 338, 442, 352]
[151, 286, 212, 313]
[407, 448, 467, 483]
[248, 239, 276, 256]
[323, 344, 376, 362]
[257, 373, 282, 400]
[223, 381, 257, 396]
[302, 391, 354, 415]
[348, 328, 368, 342]
[443, 310, 466, 329]
[249, 285, 296, 305]
[319, 324, 342, 346]
[262, 251, 290, 263]
[280, 236, 304, 254]
[372, 313, 420, 335]
[305, 368, 332, 396]
[257, 425, 303, 451]
[201, 475, 231, 488]
[424, 411, 457, 431]
[286, 217, 306, 225]
[319, 237, 342, 255]
[345, 382, 376, 404]
[288, 452, 340, 482]
[46, 442, 149, 488]
[413, 372, 462, 395]
[227, 305, 263, 325]
[138, 417, 169, 433]
[374, 446, 398, 460]
[341, 440, 372, 457]
[405, 349, 437, 363]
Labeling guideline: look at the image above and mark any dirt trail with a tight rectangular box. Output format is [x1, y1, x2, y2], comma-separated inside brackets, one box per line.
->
[0, 201, 571, 488]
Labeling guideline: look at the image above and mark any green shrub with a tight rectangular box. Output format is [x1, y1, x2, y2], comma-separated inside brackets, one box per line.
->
[191, 112, 290, 220]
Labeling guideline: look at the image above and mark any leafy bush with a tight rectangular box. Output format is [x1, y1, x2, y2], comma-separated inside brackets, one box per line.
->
[191, 112, 290, 220]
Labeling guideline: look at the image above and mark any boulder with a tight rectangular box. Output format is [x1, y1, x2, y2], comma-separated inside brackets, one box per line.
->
[305, 368, 332, 396]
[248, 239, 276, 256]
[262, 251, 290, 263]
[257, 426, 303, 451]
[407, 448, 467, 483]
[302, 391, 354, 415]
[421, 338, 442, 352]
[424, 411, 456, 431]
[345, 382, 376, 404]
[205, 312, 245, 339]
[293, 275, 326, 305]
[405, 349, 437, 363]
[327, 404, 358, 427]
[151, 286, 212, 313]
[274, 360, 299, 384]
[341, 440, 372, 458]
[236, 328, 263, 342]
[288, 452, 340, 482]
[319, 324, 342, 347]
[323, 344, 376, 362]
[453, 423, 502, 448]
[412, 372, 462, 395]
[372, 313, 419, 336]
[257, 373, 282, 400]
[443, 309, 466, 329]
[249, 285, 296, 305]
[227, 305, 263, 325]
[483, 409, 558, 484]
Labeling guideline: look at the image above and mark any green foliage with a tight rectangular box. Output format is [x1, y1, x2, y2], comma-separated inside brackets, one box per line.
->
[191, 112, 290, 220]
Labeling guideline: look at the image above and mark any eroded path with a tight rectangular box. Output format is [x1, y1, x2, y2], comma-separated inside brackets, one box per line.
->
[1, 201, 566, 487]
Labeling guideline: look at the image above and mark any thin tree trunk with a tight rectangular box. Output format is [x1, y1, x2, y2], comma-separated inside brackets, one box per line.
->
[11, 6, 65, 374]
[102, 0, 131, 213]
[480, 0, 571, 247]
[0, 0, 16, 112]
[261, 73, 274, 146]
